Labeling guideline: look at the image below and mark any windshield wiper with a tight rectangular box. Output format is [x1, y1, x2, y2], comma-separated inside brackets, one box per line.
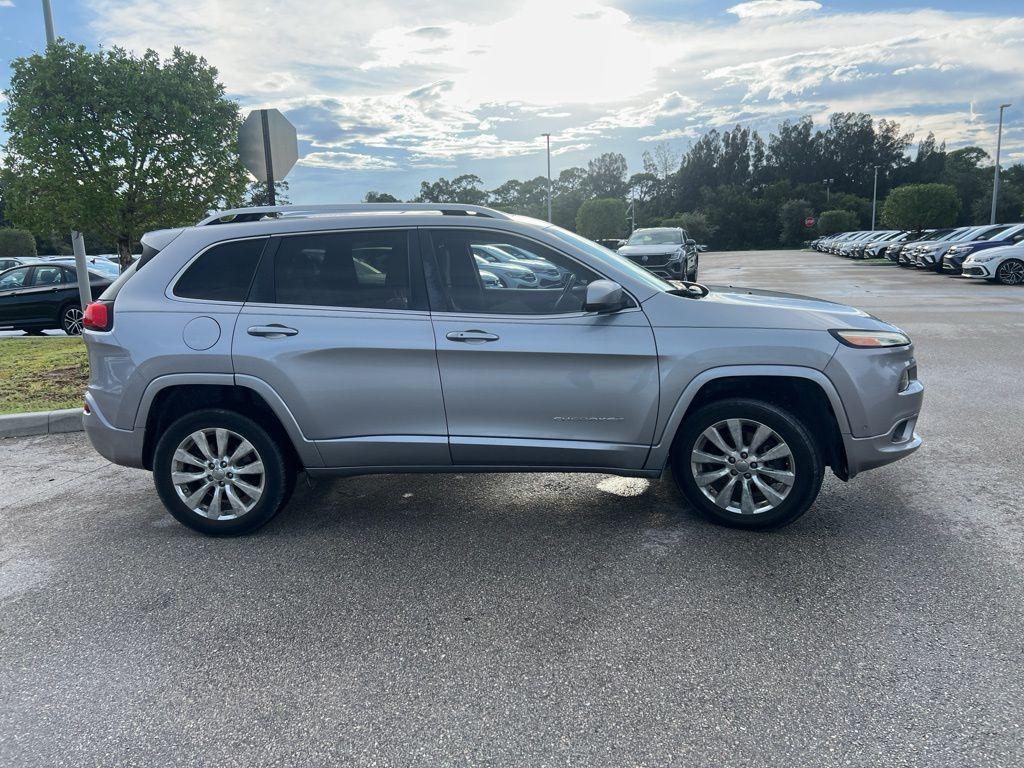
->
[666, 280, 710, 298]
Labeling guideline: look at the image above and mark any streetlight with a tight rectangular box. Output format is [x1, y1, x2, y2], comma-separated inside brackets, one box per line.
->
[991, 103, 1011, 225]
[39, 0, 91, 307]
[41, 0, 55, 45]
[540, 133, 552, 223]
[871, 165, 880, 231]
[823, 178, 834, 204]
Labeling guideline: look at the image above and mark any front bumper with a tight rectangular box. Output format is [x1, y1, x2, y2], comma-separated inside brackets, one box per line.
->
[962, 263, 993, 278]
[941, 253, 967, 273]
[83, 390, 146, 469]
[842, 418, 922, 478]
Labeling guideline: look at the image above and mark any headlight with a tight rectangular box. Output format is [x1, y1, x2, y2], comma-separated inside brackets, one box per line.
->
[830, 329, 911, 348]
[971, 252, 999, 263]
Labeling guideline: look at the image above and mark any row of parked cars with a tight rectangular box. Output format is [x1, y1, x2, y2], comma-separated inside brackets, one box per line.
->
[811, 224, 1024, 285]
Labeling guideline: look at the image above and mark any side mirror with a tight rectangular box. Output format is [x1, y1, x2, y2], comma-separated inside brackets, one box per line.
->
[584, 280, 624, 313]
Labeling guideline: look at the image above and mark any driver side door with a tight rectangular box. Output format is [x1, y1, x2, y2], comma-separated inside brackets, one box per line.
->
[422, 228, 659, 470]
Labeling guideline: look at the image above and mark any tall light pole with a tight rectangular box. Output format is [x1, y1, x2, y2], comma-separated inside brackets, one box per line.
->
[541, 133, 552, 223]
[41, 0, 56, 45]
[39, 0, 91, 305]
[871, 165, 880, 231]
[823, 178, 834, 204]
[991, 103, 1011, 225]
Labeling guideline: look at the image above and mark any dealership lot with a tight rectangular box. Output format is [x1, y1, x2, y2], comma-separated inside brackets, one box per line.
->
[1, 249, 1022, 766]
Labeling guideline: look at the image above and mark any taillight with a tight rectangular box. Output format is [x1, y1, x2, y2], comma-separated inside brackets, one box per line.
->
[83, 301, 113, 331]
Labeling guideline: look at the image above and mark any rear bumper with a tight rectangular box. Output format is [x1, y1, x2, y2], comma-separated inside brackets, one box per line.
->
[83, 391, 146, 469]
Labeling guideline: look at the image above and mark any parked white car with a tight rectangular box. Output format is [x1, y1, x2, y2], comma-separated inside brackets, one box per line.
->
[961, 243, 1024, 285]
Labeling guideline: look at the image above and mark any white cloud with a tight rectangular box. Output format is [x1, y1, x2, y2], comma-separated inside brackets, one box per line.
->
[83, 1, 1024, 194]
[0, 1, 15, 8]
[728, 1, 822, 20]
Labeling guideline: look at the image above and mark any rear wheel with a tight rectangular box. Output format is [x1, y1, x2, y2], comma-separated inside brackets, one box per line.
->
[995, 259, 1024, 286]
[59, 304, 84, 335]
[153, 409, 294, 535]
[671, 398, 824, 530]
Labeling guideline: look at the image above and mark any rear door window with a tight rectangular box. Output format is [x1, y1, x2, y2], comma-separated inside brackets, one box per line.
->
[174, 238, 268, 302]
[269, 229, 425, 311]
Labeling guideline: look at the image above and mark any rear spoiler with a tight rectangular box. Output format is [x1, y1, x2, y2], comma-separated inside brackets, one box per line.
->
[137, 228, 185, 269]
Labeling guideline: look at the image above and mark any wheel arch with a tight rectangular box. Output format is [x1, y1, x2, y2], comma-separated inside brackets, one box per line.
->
[646, 366, 851, 478]
[137, 375, 321, 471]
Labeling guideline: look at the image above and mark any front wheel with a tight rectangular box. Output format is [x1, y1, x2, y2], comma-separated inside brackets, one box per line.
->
[671, 398, 825, 530]
[686, 256, 699, 282]
[995, 259, 1024, 286]
[153, 409, 295, 535]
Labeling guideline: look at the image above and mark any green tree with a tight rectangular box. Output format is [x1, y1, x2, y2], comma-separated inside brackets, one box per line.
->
[660, 211, 718, 245]
[2, 41, 248, 269]
[364, 191, 400, 203]
[0, 228, 36, 258]
[817, 209, 860, 235]
[777, 199, 815, 246]
[881, 184, 960, 231]
[585, 153, 628, 199]
[576, 198, 627, 240]
[246, 180, 290, 206]
[414, 174, 488, 204]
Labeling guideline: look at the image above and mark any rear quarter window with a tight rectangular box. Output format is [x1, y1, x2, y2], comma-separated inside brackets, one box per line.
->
[174, 238, 268, 302]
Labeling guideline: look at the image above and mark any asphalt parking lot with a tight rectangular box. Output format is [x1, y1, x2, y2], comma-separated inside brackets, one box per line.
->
[2, 249, 1022, 766]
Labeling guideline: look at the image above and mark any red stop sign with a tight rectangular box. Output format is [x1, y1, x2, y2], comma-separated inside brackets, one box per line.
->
[804, 216, 816, 228]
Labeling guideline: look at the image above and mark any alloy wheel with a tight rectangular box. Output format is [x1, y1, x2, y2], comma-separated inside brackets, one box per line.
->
[171, 428, 266, 520]
[997, 260, 1024, 285]
[62, 307, 84, 335]
[690, 418, 796, 515]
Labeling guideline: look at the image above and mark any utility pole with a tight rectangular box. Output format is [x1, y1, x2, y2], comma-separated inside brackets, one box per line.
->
[823, 178, 834, 204]
[41, 0, 56, 45]
[41, 0, 90, 305]
[871, 166, 880, 231]
[541, 133, 552, 223]
[991, 103, 1011, 225]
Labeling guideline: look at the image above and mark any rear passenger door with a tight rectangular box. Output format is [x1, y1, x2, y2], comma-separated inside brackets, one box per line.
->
[233, 228, 449, 469]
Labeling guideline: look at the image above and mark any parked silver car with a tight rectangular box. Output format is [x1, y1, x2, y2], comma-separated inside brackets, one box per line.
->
[82, 204, 923, 535]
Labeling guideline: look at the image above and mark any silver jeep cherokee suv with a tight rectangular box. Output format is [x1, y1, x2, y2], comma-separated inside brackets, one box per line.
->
[82, 204, 923, 535]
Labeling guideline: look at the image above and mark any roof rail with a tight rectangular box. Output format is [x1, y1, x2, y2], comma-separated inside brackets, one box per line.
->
[196, 203, 511, 226]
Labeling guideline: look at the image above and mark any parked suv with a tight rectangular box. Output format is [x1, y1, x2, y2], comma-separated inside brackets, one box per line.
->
[617, 227, 699, 281]
[82, 204, 923, 535]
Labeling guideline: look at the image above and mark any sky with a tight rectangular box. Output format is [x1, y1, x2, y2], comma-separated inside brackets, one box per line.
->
[0, 0, 1022, 203]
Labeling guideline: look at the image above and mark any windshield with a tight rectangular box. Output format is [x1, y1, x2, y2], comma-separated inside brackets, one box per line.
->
[975, 225, 1011, 241]
[544, 225, 675, 292]
[87, 260, 121, 277]
[626, 230, 682, 246]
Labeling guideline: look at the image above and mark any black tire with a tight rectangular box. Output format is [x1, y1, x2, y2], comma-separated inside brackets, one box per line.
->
[686, 256, 699, 282]
[671, 398, 825, 530]
[59, 303, 84, 335]
[153, 408, 294, 535]
[995, 258, 1024, 286]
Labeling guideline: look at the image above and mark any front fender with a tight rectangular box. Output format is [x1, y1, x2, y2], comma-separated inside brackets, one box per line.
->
[643, 365, 851, 471]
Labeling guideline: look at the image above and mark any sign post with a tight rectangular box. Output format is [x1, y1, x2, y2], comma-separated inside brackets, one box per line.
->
[239, 109, 298, 204]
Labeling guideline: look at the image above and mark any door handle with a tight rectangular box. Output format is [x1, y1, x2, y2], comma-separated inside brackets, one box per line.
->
[247, 324, 298, 338]
[446, 330, 499, 343]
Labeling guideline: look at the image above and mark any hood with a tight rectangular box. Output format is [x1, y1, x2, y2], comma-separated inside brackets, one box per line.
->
[642, 284, 897, 333]
[619, 244, 682, 256]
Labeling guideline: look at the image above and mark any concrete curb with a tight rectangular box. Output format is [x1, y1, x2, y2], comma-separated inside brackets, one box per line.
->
[0, 408, 83, 438]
